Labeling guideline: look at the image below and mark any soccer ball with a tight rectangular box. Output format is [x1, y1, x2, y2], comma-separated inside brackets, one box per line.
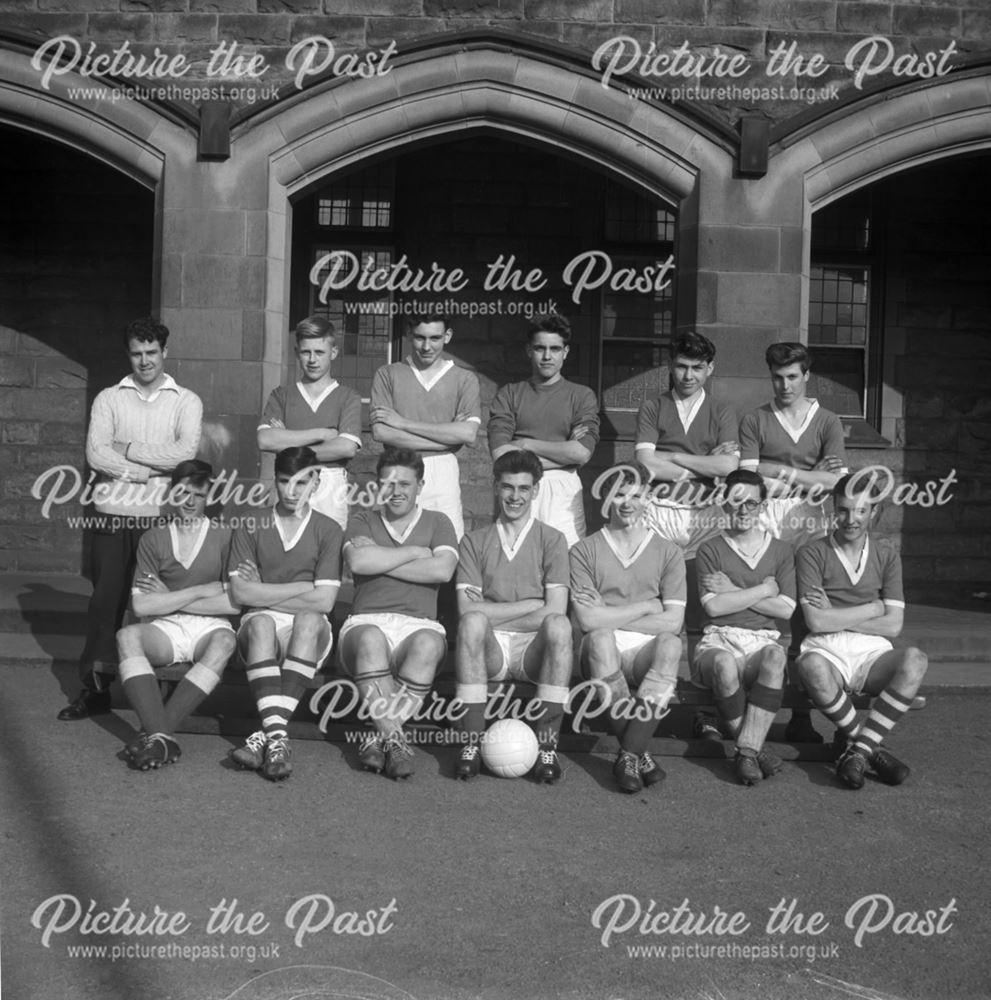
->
[481, 719, 539, 778]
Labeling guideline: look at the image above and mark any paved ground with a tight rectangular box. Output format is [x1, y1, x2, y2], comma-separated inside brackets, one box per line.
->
[2, 661, 989, 1000]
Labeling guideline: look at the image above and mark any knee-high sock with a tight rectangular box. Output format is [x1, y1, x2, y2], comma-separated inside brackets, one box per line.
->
[120, 656, 168, 735]
[390, 675, 432, 734]
[596, 668, 632, 738]
[355, 668, 398, 738]
[852, 687, 914, 757]
[736, 681, 783, 754]
[532, 684, 570, 747]
[245, 658, 286, 737]
[280, 655, 319, 726]
[623, 673, 677, 755]
[164, 662, 222, 730]
[456, 683, 488, 744]
[818, 688, 859, 739]
[714, 686, 747, 738]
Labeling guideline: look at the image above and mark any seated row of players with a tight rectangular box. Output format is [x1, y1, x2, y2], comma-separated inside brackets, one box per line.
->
[119, 448, 927, 794]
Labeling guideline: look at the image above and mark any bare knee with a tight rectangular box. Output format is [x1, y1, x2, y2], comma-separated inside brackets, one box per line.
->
[541, 613, 572, 650]
[796, 653, 839, 695]
[898, 646, 928, 687]
[457, 611, 489, 647]
[710, 652, 739, 692]
[291, 611, 325, 644]
[116, 624, 144, 657]
[758, 644, 787, 682]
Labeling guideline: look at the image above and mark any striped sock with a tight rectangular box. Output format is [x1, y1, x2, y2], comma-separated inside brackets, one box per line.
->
[279, 655, 319, 727]
[714, 686, 747, 738]
[853, 687, 914, 757]
[820, 688, 859, 738]
[245, 658, 286, 736]
[392, 676, 433, 730]
[164, 662, 222, 730]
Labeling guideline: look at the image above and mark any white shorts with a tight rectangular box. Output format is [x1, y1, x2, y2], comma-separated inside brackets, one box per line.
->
[580, 629, 655, 679]
[238, 609, 333, 665]
[148, 613, 234, 664]
[692, 625, 783, 686]
[763, 496, 831, 547]
[492, 629, 539, 682]
[799, 632, 893, 694]
[338, 612, 447, 671]
[421, 453, 464, 539]
[533, 468, 584, 548]
[644, 501, 725, 559]
[310, 467, 349, 531]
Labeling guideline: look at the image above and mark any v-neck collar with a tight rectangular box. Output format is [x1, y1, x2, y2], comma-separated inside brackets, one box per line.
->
[830, 535, 870, 586]
[169, 518, 209, 570]
[600, 526, 653, 569]
[295, 380, 338, 412]
[772, 398, 819, 444]
[380, 506, 424, 545]
[721, 531, 772, 571]
[673, 389, 706, 434]
[496, 516, 536, 561]
[274, 506, 312, 551]
[406, 357, 454, 392]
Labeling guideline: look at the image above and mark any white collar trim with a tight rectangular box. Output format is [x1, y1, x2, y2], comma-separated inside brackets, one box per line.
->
[274, 506, 312, 551]
[380, 506, 423, 545]
[772, 398, 819, 445]
[496, 516, 536, 562]
[721, 531, 772, 571]
[407, 357, 454, 392]
[169, 518, 210, 570]
[830, 535, 870, 586]
[600, 526, 653, 570]
[674, 389, 706, 434]
[295, 380, 338, 412]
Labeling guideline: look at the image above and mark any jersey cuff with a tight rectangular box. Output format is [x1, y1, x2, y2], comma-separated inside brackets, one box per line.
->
[314, 579, 340, 588]
[340, 433, 363, 447]
[456, 582, 480, 591]
[634, 443, 656, 453]
[779, 596, 797, 613]
[882, 599, 905, 608]
[700, 592, 717, 607]
[256, 423, 272, 431]
[663, 599, 687, 608]
[738, 459, 760, 470]
[546, 582, 569, 589]
[433, 545, 459, 559]
[465, 416, 482, 424]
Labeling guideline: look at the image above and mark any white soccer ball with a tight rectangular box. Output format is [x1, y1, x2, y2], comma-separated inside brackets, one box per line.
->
[481, 719, 539, 778]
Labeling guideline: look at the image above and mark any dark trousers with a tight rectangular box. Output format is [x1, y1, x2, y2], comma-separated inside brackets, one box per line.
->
[79, 516, 151, 690]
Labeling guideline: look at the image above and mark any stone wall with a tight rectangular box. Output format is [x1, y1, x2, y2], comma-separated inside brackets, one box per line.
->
[4, 1, 988, 127]
[0, 128, 153, 572]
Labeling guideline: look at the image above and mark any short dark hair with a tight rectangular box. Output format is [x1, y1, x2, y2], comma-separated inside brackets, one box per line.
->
[492, 449, 544, 485]
[724, 468, 767, 503]
[294, 316, 335, 343]
[377, 446, 424, 482]
[405, 312, 450, 332]
[765, 341, 811, 373]
[671, 331, 715, 365]
[527, 312, 571, 345]
[124, 317, 169, 350]
[275, 446, 318, 477]
[170, 459, 213, 490]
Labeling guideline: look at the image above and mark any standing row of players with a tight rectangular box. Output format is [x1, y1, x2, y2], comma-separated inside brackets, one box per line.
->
[62, 313, 927, 792]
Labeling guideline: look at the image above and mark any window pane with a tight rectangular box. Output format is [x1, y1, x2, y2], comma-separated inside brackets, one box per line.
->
[605, 183, 675, 242]
[308, 246, 393, 400]
[316, 163, 394, 230]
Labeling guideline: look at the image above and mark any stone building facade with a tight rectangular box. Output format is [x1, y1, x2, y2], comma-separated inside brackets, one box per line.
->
[1, 2, 989, 603]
